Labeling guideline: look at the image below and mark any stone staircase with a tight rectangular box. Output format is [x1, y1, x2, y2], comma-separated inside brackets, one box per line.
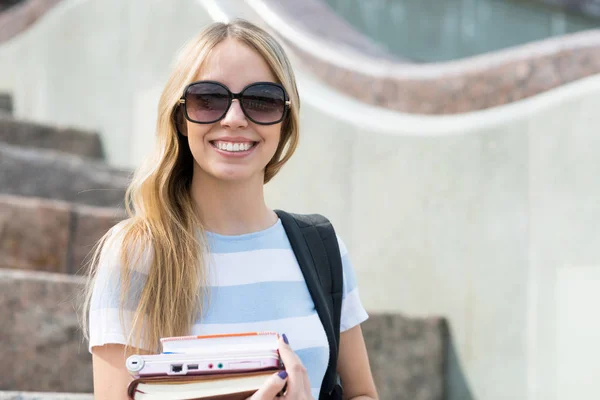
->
[0, 99, 128, 398]
[0, 95, 449, 400]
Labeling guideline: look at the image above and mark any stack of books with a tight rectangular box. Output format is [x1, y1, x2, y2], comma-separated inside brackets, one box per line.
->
[126, 332, 284, 400]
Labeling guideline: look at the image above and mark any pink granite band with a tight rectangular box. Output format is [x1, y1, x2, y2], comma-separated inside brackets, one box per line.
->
[258, 0, 600, 114]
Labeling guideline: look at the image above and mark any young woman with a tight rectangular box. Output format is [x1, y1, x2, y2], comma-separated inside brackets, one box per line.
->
[83, 19, 377, 400]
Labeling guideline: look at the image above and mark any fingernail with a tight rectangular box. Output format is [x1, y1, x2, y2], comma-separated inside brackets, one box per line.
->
[282, 333, 289, 344]
[278, 370, 288, 379]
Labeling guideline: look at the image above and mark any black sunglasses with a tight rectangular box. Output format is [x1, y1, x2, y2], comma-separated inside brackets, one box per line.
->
[178, 81, 290, 125]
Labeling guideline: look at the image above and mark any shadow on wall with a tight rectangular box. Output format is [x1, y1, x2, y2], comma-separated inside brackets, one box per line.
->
[445, 326, 475, 400]
[0, 92, 11, 114]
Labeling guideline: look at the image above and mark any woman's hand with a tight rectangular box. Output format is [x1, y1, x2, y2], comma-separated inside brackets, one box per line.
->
[249, 334, 313, 399]
[92, 344, 140, 400]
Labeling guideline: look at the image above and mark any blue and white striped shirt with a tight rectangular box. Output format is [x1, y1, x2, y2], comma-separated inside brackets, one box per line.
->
[89, 218, 368, 398]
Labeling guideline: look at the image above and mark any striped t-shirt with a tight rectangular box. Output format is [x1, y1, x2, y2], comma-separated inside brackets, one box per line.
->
[88, 218, 368, 398]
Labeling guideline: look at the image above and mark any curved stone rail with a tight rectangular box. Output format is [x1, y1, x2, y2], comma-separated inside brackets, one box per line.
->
[250, 0, 600, 114]
[0, 0, 62, 44]
[3, 0, 599, 114]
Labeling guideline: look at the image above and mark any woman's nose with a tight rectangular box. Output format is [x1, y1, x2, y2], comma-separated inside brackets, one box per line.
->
[220, 99, 248, 129]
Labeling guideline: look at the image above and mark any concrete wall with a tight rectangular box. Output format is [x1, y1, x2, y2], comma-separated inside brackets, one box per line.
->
[281, 71, 600, 400]
[1, 1, 599, 399]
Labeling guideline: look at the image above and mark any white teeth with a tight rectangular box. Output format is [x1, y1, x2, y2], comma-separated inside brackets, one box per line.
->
[214, 141, 254, 152]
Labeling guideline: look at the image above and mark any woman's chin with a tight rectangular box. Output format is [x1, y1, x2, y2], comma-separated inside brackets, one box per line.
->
[192, 158, 268, 184]
[210, 167, 262, 183]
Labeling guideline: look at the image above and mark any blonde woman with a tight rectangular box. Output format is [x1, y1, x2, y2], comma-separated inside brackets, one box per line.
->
[83, 19, 377, 400]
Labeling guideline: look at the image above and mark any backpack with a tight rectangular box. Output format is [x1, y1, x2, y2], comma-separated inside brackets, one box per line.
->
[274, 210, 344, 400]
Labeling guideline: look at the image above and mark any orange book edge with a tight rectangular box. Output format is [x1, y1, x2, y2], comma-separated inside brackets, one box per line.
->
[160, 331, 280, 343]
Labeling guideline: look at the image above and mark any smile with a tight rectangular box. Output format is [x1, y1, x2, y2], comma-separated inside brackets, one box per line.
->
[209, 140, 258, 154]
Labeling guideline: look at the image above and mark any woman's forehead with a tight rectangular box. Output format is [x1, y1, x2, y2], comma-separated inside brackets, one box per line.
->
[195, 38, 278, 91]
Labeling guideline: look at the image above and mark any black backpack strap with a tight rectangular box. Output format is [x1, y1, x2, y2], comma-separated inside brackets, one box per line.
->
[275, 210, 343, 400]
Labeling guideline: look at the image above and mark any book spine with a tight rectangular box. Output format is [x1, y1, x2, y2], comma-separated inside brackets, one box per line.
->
[161, 332, 279, 353]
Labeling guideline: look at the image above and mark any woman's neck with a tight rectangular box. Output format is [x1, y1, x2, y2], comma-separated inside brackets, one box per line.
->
[190, 169, 277, 236]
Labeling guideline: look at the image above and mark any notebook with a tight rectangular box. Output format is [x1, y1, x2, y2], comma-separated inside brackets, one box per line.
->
[127, 370, 281, 400]
[127, 332, 285, 399]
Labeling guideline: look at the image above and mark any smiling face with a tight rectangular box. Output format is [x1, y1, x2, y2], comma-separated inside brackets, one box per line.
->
[182, 38, 283, 184]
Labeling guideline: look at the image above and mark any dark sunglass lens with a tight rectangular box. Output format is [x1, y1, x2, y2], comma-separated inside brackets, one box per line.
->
[241, 84, 285, 123]
[185, 83, 229, 122]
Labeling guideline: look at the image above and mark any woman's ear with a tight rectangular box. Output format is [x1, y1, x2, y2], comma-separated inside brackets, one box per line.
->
[175, 106, 188, 137]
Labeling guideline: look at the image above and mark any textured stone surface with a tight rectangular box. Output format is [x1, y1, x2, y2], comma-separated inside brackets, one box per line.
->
[0, 0, 63, 44]
[0, 269, 92, 393]
[362, 314, 448, 400]
[69, 204, 125, 275]
[0, 143, 130, 208]
[262, 0, 600, 114]
[287, 32, 600, 114]
[0, 392, 92, 400]
[0, 116, 103, 159]
[0, 195, 125, 274]
[0, 195, 70, 273]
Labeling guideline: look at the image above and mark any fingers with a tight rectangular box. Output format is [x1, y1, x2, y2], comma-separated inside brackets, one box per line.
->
[277, 334, 311, 395]
[249, 370, 288, 400]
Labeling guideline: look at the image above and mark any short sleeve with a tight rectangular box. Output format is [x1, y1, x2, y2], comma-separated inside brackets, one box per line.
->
[88, 222, 150, 352]
[337, 235, 369, 332]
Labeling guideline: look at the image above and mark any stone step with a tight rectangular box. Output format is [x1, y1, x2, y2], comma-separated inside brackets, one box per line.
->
[0, 269, 92, 393]
[362, 313, 447, 400]
[0, 115, 103, 159]
[0, 269, 447, 399]
[0, 143, 130, 208]
[0, 194, 125, 274]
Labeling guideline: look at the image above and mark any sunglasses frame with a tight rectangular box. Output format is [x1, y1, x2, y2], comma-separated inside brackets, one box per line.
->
[178, 80, 291, 126]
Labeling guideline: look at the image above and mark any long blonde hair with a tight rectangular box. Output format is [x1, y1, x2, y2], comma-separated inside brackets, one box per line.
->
[82, 19, 300, 353]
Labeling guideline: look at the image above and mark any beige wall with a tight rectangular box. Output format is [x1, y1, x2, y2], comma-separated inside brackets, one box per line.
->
[1, 1, 599, 399]
[269, 72, 600, 400]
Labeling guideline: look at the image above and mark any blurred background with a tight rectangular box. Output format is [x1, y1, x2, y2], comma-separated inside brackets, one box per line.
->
[1, 0, 599, 399]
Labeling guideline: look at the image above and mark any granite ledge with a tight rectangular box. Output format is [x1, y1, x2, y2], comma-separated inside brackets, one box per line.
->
[259, 0, 600, 114]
